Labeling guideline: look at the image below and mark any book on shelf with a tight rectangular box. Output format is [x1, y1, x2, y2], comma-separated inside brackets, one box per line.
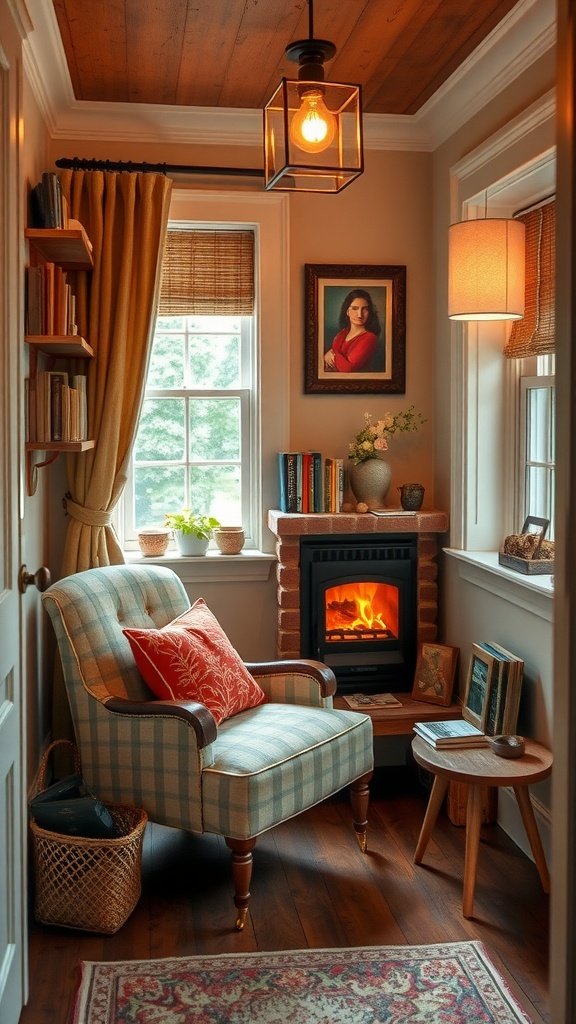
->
[277, 450, 324, 513]
[413, 718, 488, 749]
[30, 172, 66, 229]
[342, 692, 402, 709]
[324, 457, 344, 512]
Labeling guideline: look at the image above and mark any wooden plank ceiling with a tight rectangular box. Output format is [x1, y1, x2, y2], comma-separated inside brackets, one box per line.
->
[52, 0, 520, 116]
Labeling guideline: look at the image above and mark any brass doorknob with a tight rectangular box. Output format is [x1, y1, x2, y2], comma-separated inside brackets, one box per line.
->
[19, 565, 51, 594]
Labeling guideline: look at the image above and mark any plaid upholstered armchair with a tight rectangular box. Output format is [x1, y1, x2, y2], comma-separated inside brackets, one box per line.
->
[42, 564, 373, 930]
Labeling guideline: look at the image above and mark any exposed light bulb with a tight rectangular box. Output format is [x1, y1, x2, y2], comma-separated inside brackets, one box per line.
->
[289, 89, 336, 154]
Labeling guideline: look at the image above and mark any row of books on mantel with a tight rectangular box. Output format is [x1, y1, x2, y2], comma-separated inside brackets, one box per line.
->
[277, 451, 345, 513]
[414, 640, 524, 750]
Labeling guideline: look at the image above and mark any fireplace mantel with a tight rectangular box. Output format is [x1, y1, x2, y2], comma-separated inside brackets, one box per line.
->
[268, 509, 448, 537]
[268, 509, 449, 664]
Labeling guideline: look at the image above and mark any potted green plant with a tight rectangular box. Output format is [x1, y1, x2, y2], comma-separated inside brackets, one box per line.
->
[164, 510, 221, 556]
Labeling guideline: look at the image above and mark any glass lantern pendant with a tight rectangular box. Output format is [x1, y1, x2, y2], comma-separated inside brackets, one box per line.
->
[264, 1, 363, 193]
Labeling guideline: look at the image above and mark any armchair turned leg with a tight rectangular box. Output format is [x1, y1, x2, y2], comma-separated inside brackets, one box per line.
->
[225, 837, 256, 931]
[350, 771, 372, 853]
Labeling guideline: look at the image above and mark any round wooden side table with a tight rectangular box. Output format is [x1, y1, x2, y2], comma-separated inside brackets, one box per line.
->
[411, 735, 553, 918]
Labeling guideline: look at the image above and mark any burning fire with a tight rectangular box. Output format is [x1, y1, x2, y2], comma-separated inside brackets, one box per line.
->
[325, 582, 398, 637]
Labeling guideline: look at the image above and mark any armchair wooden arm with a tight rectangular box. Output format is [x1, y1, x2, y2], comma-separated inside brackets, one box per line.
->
[245, 659, 337, 700]
[104, 695, 218, 747]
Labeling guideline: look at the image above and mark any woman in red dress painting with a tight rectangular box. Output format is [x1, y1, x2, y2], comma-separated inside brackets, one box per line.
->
[324, 289, 382, 373]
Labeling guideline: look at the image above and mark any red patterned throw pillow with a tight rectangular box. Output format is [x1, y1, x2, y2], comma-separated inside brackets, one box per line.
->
[123, 599, 266, 724]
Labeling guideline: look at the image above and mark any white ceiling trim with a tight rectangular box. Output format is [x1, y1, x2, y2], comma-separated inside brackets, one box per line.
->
[22, 0, 555, 155]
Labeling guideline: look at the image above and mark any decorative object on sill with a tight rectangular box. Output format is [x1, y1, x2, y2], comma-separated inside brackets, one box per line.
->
[263, 0, 363, 194]
[504, 198, 555, 358]
[137, 528, 170, 557]
[499, 515, 555, 574]
[347, 407, 426, 508]
[164, 510, 220, 557]
[448, 216, 525, 321]
[214, 527, 245, 555]
[398, 483, 425, 511]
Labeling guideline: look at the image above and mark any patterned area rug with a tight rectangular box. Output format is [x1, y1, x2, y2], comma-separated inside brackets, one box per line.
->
[72, 942, 533, 1024]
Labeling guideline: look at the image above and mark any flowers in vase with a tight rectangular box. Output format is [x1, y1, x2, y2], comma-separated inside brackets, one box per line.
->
[348, 406, 426, 465]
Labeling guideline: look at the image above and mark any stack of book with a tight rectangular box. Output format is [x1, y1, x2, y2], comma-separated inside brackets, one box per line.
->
[277, 451, 344, 513]
[413, 718, 488, 749]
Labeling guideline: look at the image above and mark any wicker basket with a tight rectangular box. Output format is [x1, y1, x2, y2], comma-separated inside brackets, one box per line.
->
[30, 740, 148, 933]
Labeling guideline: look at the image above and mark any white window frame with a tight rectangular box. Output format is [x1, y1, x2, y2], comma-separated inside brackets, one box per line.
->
[446, 96, 556, 601]
[125, 311, 256, 546]
[117, 189, 289, 559]
[519, 364, 555, 536]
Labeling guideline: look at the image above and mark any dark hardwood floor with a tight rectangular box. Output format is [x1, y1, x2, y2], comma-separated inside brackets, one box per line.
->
[21, 766, 550, 1023]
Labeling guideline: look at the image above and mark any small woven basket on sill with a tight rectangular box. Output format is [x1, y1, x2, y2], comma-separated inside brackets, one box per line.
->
[30, 740, 148, 934]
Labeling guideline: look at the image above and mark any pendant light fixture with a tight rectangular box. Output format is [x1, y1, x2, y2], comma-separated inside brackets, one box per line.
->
[263, 0, 363, 193]
[448, 214, 526, 321]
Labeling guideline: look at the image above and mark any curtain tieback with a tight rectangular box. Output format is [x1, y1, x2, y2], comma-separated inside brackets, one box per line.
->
[65, 497, 112, 528]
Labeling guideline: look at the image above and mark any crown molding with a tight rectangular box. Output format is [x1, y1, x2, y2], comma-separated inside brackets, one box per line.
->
[22, 0, 555, 155]
[415, 0, 556, 148]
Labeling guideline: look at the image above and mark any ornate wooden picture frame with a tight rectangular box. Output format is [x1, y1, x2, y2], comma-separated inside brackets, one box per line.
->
[304, 263, 407, 394]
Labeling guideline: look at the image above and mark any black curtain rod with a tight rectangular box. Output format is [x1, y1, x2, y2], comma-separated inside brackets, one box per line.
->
[55, 157, 265, 178]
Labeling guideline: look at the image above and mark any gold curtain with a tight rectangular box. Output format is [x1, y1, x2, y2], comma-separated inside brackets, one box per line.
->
[504, 200, 555, 358]
[158, 228, 254, 315]
[58, 169, 172, 573]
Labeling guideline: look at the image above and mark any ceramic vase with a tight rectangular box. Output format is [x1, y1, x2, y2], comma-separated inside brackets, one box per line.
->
[349, 458, 392, 508]
[173, 531, 210, 556]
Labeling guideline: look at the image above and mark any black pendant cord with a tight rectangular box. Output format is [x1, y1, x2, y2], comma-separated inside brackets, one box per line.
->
[55, 157, 264, 178]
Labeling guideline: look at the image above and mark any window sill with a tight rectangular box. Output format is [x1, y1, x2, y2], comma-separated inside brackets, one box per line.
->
[124, 549, 275, 584]
[444, 549, 553, 623]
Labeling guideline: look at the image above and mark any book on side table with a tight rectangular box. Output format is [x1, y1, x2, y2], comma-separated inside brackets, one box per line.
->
[343, 692, 402, 709]
[413, 718, 488, 749]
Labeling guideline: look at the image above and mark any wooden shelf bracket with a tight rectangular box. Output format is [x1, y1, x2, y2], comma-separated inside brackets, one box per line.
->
[26, 449, 60, 496]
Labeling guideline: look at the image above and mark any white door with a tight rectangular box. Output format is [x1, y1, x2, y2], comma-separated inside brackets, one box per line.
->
[0, 5, 27, 1023]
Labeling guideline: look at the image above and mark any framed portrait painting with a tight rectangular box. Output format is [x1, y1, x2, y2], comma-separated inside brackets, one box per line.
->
[411, 643, 459, 707]
[304, 263, 407, 394]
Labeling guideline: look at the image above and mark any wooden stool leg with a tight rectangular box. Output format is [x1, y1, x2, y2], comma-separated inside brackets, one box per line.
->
[514, 785, 550, 893]
[414, 775, 449, 864]
[462, 784, 483, 918]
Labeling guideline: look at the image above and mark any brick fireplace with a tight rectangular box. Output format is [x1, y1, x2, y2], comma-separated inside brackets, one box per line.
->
[268, 509, 449, 692]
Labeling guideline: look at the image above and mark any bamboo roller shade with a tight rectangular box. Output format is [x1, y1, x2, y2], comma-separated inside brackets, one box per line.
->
[504, 200, 555, 358]
[158, 229, 254, 316]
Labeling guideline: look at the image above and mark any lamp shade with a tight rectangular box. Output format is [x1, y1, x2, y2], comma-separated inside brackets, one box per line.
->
[448, 218, 526, 321]
[264, 78, 363, 193]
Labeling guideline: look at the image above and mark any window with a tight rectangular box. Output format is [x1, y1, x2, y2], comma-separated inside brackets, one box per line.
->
[130, 311, 254, 536]
[119, 189, 288, 557]
[507, 201, 555, 539]
[123, 222, 257, 549]
[520, 357, 555, 537]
